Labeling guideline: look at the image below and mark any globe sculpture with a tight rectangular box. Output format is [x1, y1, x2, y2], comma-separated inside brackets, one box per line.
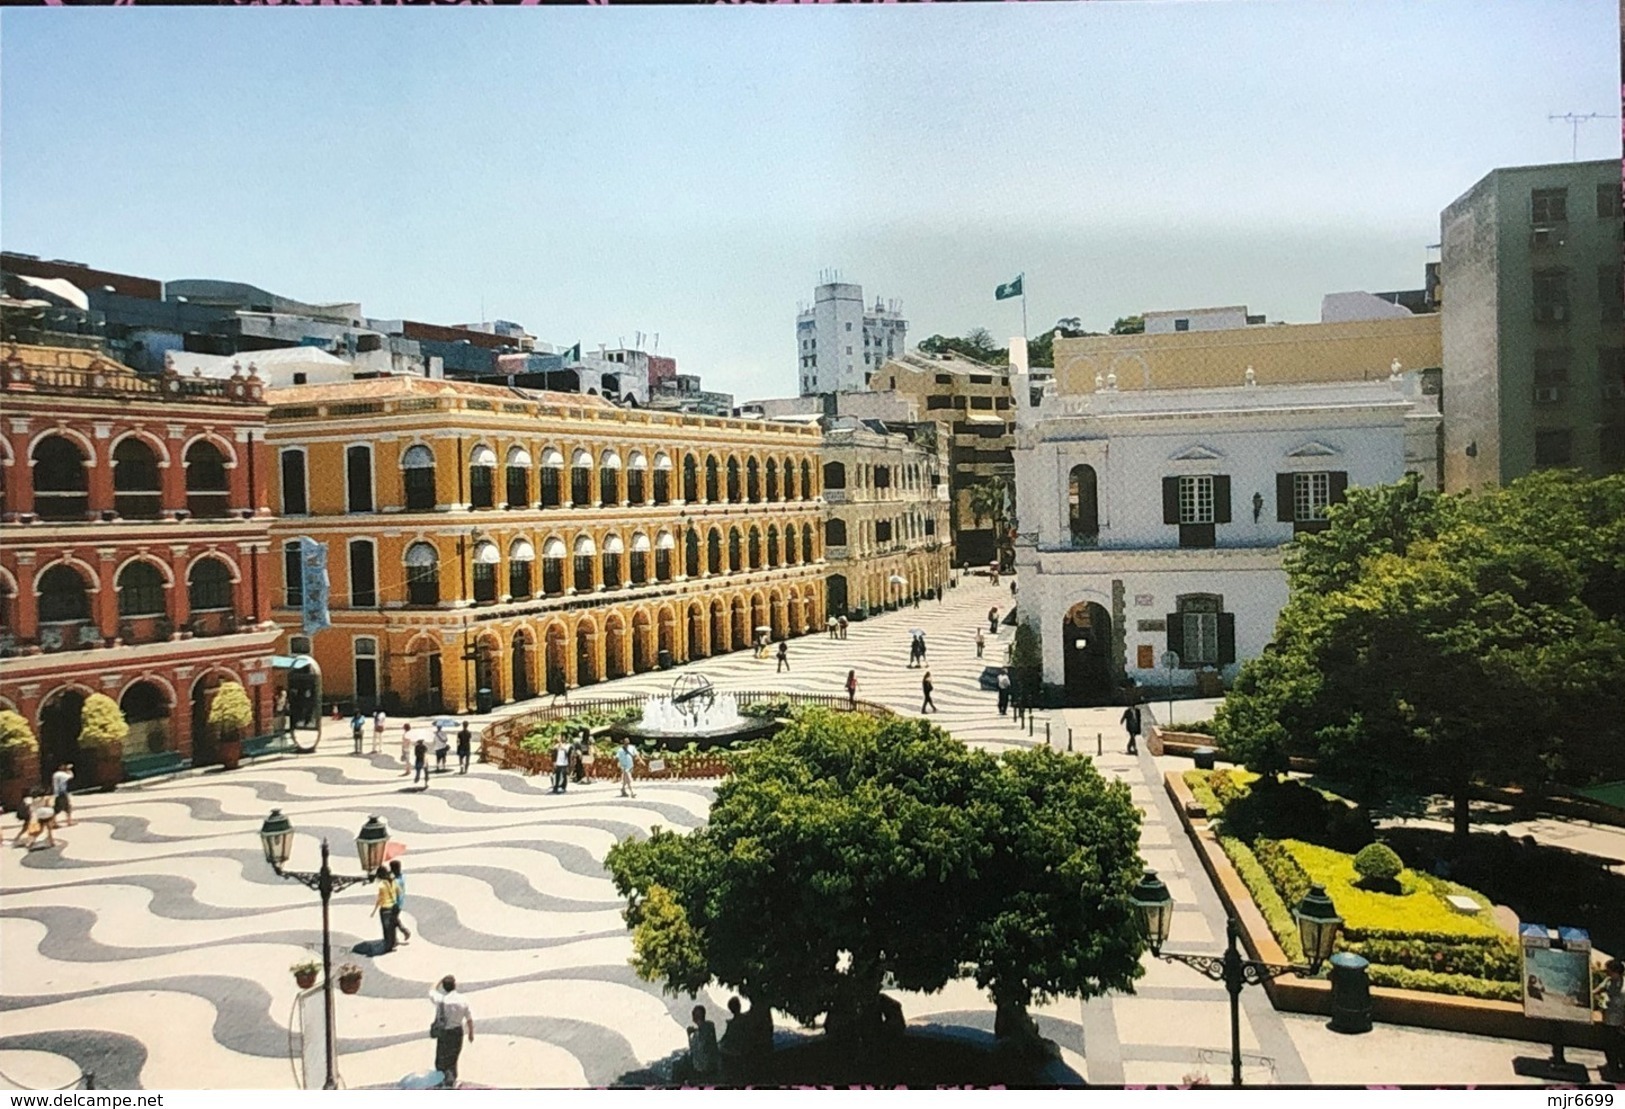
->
[669, 672, 716, 722]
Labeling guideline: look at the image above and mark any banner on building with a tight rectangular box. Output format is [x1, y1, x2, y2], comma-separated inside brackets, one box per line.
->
[300, 537, 331, 637]
[1519, 923, 1593, 1022]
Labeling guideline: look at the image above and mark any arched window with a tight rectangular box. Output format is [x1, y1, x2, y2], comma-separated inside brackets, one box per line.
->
[627, 451, 648, 505]
[682, 453, 699, 503]
[602, 533, 625, 589]
[704, 456, 720, 503]
[38, 564, 90, 623]
[505, 446, 532, 509]
[1069, 464, 1099, 546]
[746, 458, 761, 503]
[748, 527, 762, 570]
[405, 542, 440, 607]
[784, 525, 798, 565]
[782, 456, 797, 501]
[469, 444, 497, 510]
[802, 523, 815, 562]
[684, 528, 701, 579]
[629, 532, 650, 584]
[655, 530, 675, 582]
[509, 539, 535, 599]
[801, 459, 813, 500]
[33, 436, 88, 521]
[728, 528, 743, 573]
[189, 557, 234, 612]
[726, 458, 742, 503]
[345, 444, 373, 514]
[652, 452, 672, 505]
[348, 539, 377, 608]
[279, 447, 308, 516]
[542, 537, 567, 595]
[826, 518, 848, 547]
[765, 459, 780, 502]
[118, 560, 166, 617]
[573, 534, 597, 592]
[120, 681, 171, 754]
[402, 445, 437, 511]
[767, 525, 780, 566]
[707, 529, 722, 576]
[184, 440, 230, 519]
[599, 449, 622, 507]
[570, 448, 593, 507]
[472, 539, 499, 603]
[113, 438, 162, 519]
[539, 447, 564, 508]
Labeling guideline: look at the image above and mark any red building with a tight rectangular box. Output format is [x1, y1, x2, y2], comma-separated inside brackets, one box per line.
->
[0, 342, 279, 784]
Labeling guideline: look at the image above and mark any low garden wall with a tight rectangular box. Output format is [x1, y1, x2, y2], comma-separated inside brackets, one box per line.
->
[1164, 771, 1606, 1047]
[480, 692, 893, 782]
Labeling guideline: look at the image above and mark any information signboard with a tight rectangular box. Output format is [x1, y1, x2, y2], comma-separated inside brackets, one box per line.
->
[1519, 923, 1593, 1022]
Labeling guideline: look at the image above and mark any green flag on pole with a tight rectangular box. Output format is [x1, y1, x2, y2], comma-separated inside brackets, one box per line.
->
[995, 275, 1024, 301]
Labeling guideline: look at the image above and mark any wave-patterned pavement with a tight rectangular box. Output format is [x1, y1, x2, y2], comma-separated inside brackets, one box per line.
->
[1, 579, 1095, 1090]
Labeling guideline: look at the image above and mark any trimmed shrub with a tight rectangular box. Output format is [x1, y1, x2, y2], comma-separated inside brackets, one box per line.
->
[1362, 964, 1520, 1003]
[1218, 779, 1373, 852]
[78, 693, 129, 752]
[1253, 837, 1312, 909]
[1217, 836, 1306, 964]
[1353, 842, 1404, 887]
[1283, 840, 1500, 939]
[1340, 936, 1520, 981]
[1183, 771, 1222, 815]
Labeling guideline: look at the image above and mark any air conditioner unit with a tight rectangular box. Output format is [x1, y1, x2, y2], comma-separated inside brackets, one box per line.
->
[1533, 387, 1561, 403]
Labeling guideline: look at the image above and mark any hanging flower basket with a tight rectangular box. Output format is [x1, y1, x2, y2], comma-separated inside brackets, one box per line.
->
[291, 961, 319, 990]
[337, 964, 363, 995]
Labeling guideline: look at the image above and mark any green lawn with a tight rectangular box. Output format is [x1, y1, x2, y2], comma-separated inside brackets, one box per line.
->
[1281, 840, 1501, 939]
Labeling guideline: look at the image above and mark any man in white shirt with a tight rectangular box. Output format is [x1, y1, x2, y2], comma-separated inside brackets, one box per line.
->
[51, 764, 74, 827]
[616, 739, 639, 798]
[553, 738, 571, 793]
[430, 975, 474, 1089]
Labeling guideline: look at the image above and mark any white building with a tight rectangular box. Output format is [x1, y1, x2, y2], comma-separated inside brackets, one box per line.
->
[1010, 370, 1438, 704]
[795, 281, 908, 395]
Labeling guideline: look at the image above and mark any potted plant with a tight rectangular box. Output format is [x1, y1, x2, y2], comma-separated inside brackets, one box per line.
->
[0, 710, 39, 815]
[209, 681, 254, 771]
[291, 960, 320, 990]
[336, 964, 363, 995]
[77, 693, 129, 792]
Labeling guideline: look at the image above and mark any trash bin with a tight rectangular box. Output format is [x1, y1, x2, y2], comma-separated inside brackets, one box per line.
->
[658, 648, 673, 670]
[476, 687, 494, 715]
[1193, 747, 1217, 771]
[1328, 952, 1373, 1034]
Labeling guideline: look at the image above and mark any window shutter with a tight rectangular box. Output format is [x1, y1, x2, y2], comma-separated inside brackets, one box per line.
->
[1213, 475, 1232, 523]
[1162, 477, 1180, 524]
[1166, 613, 1184, 662]
[1276, 473, 1295, 522]
[1328, 471, 1349, 505]
[1218, 612, 1236, 665]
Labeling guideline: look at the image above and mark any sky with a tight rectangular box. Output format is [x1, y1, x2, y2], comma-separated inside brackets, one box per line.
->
[1, 2, 1618, 400]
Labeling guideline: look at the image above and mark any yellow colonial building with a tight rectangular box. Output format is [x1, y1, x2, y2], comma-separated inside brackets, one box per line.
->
[265, 377, 826, 713]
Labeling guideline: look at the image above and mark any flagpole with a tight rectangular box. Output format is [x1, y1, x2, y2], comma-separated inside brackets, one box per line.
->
[1020, 273, 1028, 342]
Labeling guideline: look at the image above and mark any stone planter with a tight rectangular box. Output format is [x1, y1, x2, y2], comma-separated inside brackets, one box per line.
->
[95, 749, 123, 792]
[219, 734, 242, 771]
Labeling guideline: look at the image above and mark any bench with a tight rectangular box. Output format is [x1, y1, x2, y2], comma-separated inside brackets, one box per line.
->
[123, 751, 191, 781]
[243, 732, 297, 762]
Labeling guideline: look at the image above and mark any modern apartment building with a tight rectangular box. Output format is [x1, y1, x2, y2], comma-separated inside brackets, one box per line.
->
[1439, 159, 1624, 490]
[796, 280, 908, 395]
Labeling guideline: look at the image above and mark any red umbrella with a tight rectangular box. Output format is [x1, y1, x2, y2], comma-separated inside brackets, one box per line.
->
[382, 841, 408, 862]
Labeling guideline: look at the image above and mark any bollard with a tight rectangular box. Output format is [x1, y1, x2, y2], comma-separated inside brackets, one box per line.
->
[1028, 712, 1034, 737]
[1067, 728, 1073, 752]
[1097, 732, 1102, 756]
[1328, 952, 1373, 1033]
[1046, 722, 1051, 747]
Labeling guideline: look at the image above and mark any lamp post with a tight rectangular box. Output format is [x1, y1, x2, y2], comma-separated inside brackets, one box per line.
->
[259, 809, 391, 1090]
[1130, 870, 1343, 1087]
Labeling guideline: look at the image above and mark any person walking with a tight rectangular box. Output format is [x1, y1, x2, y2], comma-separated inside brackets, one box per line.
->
[430, 975, 475, 1089]
[552, 737, 571, 793]
[912, 593, 920, 610]
[456, 721, 473, 774]
[50, 763, 74, 827]
[400, 723, 414, 777]
[988, 607, 1000, 635]
[571, 735, 588, 785]
[776, 641, 790, 673]
[907, 636, 920, 669]
[390, 858, 413, 944]
[827, 616, 838, 640]
[372, 708, 387, 754]
[1121, 703, 1143, 755]
[1599, 958, 1625, 1080]
[838, 615, 848, 640]
[413, 735, 430, 788]
[351, 711, 366, 755]
[975, 628, 985, 659]
[615, 738, 640, 798]
[371, 865, 400, 952]
[14, 793, 58, 851]
[915, 633, 926, 665]
[845, 669, 858, 711]
[433, 722, 451, 772]
[1010, 579, 1018, 599]
[686, 1005, 721, 1083]
[920, 670, 937, 713]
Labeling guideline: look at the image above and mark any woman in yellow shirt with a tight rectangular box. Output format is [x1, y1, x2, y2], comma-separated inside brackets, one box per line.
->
[369, 867, 400, 952]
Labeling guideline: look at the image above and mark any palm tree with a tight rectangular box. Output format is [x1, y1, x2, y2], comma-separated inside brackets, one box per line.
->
[967, 477, 1015, 567]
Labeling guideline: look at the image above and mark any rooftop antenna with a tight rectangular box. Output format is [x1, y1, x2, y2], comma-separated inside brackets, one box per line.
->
[1548, 112, 1616, 161]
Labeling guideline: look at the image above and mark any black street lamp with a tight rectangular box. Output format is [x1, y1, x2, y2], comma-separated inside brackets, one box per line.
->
[259, 809, 391, 1090]
[1130, 870, 1343, 1088]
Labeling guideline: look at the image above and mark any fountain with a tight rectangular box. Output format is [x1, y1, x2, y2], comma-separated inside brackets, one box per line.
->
[612, 673, 776, 750]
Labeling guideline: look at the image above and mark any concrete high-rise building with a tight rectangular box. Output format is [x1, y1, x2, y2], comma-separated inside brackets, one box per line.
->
[1440, 159, 1623, 491]
[795, 280, 908, 395]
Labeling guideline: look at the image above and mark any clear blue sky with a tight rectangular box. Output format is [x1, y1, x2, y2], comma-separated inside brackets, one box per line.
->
[2, 2, 1617, 398]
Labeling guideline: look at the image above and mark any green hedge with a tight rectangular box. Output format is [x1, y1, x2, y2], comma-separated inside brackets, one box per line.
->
[1363, 964, 1520, 1002]
[1284, 840, 1501, 939]
[1217, 835, 1306, 964]
[1184, 770, 1222, 814]
[519, 708, 638, 754]
[1253, 837, 1312, 908]
[1340, 936, 1519, 981]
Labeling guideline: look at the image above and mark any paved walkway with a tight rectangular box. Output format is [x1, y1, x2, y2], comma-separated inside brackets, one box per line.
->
[0, 578, 1605, 1088]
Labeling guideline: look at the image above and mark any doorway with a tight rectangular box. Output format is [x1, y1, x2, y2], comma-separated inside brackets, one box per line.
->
[38, 688, 86, 786]
[1062, 601, 1114, 705]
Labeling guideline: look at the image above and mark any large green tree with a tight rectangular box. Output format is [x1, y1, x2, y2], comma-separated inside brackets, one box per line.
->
[1218, 472, 1625, 843]
[605, 710, 1146, 1051]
